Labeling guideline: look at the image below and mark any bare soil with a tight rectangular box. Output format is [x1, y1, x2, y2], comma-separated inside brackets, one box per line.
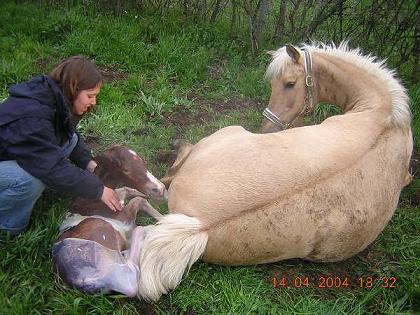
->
[163, 95, 262, 128]
[98, 65, 128, 82]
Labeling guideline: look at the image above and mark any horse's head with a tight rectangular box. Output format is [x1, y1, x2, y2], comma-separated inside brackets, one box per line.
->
[94, 145, 167, 201]
[261, 44, 316, 133]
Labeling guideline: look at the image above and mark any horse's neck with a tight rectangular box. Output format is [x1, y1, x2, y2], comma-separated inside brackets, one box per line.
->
[313, 53, 393, 120]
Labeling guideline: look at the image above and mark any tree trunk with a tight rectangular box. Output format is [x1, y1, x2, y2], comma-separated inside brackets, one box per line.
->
[253, 0, 271, 48]
[274, 0, 286, 41]
[229, 0, 238, 37]
[210, 0, 223, 23]
[305, 0, 343, 39]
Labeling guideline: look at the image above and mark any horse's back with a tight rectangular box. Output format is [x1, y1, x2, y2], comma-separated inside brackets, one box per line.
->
[169, 119, 381, 223]
[170, 124, 412, 264]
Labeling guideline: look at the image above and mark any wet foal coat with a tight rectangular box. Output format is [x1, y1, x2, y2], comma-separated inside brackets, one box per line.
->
[53, 146, 165, 297]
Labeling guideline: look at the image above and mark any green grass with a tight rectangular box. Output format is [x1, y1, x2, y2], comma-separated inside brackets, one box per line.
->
[0, 2, 419, 314]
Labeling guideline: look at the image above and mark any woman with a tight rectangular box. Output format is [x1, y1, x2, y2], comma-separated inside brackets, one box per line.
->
[0, 56, 122, 235]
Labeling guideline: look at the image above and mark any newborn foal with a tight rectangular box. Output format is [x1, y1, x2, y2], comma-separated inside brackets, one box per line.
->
[53, 145, 166, 297]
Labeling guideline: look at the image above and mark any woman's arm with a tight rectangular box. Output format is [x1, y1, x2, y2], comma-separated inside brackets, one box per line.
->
[69, 132, 93, 169]
[7, 118, 104, 199]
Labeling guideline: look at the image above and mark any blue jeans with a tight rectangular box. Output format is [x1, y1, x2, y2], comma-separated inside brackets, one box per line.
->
[0, 134, 78, 235]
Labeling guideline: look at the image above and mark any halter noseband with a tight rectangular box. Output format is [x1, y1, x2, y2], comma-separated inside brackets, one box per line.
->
[263, 48, 314, 130]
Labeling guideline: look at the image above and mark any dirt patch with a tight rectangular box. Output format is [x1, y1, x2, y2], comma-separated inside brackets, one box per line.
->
[410, 191, 420, 207]
[155, 96, 263, 166]
[84, 134, 102, 153]
[163, 95, 263, 127]
[163, 106, 203, 127]
[189, 94, 264, 114]
[35, 58, 49, 72]
[156, 150, 177, 166]
[137, 303, 157, 315]
[206, 58, 229, 79]
[97, 65, 128, 82]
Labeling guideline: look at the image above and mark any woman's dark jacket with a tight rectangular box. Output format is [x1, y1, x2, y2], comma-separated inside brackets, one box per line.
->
[0, 75, 103, 199]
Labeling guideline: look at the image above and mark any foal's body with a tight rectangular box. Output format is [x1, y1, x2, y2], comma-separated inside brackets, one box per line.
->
[53, 146, 165, 296]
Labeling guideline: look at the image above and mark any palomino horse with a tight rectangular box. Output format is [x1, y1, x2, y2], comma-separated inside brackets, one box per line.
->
[53, 145, 166, 297]
[138, 43, 413, 301]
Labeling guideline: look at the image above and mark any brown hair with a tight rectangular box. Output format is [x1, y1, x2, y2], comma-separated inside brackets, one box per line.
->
[49, 56, 103, 105]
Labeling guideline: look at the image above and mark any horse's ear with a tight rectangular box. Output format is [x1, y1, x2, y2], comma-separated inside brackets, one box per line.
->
[286, 44, 301, 63]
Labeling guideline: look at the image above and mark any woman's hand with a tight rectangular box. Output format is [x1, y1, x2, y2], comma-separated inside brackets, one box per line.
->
[101, 186, 123, 212]
[86, 160, 97, 173]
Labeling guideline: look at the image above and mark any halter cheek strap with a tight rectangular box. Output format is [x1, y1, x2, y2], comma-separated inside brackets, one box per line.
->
[263, 48, 314, 130]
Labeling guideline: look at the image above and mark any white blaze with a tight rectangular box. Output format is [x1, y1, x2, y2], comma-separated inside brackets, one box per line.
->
[147, 171, 163, 188]
[128, 149, 138, 156]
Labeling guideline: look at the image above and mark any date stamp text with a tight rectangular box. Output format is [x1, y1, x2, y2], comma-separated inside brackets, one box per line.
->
[272, 275, 397, 289]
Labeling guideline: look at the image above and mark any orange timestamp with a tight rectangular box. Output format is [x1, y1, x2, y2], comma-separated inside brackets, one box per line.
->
[272, 275, 397, 289]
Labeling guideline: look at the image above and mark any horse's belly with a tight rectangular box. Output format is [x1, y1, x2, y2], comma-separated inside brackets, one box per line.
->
[201, 170, 401, 265]
[201, 128, 411, 264]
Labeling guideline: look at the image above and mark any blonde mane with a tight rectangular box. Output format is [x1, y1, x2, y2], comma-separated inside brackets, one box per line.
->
[265, 42, 411, 128]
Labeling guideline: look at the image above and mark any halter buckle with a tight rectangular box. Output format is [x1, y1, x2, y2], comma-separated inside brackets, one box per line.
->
[305, 75, 313, 87]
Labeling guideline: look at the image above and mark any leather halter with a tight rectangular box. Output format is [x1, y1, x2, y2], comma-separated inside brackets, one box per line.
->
[263, 48, 314, 130]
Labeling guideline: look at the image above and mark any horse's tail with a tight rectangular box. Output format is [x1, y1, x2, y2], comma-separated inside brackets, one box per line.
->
[137, 213, 208, 301]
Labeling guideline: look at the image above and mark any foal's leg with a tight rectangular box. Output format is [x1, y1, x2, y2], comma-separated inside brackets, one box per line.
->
[109, 226, 144, 297]
[115, 187, 146, 202]
[100, 228, 146, 297]
[127, 225, 145, 266]
[161, 139, 194, 188]
[121, 197, 162, 225]
[137, 199, 163, 220]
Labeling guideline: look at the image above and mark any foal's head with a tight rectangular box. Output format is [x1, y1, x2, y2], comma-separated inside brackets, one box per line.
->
[262, 45, 316, 133]
[94, 145, 167, 200]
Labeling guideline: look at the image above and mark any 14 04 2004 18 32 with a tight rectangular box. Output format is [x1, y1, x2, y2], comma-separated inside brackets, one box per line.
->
[272, 274, 397, 289]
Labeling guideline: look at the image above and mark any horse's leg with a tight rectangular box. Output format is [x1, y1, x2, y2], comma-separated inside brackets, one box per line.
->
[161, 139, 194, 188]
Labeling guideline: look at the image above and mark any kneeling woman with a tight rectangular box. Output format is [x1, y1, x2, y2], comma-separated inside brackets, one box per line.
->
[0, 56, 122, 235]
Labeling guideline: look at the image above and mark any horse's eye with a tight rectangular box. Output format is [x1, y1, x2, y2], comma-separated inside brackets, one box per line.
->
[285, 82, 295, 89]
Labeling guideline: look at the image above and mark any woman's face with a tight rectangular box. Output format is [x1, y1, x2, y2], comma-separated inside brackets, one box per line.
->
[72, 84, 102, 116]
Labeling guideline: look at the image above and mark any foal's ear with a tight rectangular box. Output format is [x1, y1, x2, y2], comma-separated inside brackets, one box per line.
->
[95, 149, 118, 169]
[286, 44, 301, 63]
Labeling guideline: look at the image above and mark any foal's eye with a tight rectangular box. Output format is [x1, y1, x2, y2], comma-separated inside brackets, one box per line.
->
[285, 82, 295, 89]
